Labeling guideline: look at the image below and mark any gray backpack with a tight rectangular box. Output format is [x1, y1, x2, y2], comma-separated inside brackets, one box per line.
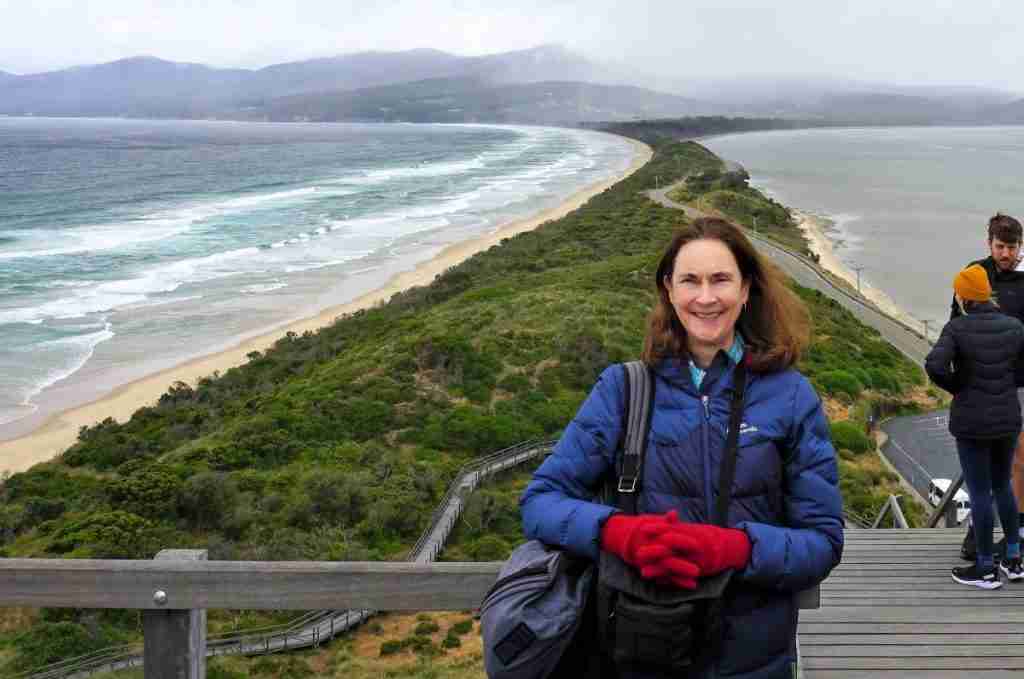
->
[481, 361, 653, 679]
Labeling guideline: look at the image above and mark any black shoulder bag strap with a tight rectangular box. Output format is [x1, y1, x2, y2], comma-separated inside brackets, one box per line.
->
[715, 360, 748, 526]
[696, 359, 748, 671]
[614, 360, 655, 514]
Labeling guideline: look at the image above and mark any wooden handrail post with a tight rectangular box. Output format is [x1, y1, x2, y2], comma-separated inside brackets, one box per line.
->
[143, 549, 208, 679]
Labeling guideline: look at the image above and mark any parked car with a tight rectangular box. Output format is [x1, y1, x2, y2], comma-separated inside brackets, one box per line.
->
[928, 478, 971, 525]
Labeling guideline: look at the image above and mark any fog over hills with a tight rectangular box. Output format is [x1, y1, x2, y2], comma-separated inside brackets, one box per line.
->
[250, 76, 712, 125]
[1, 45, 1022, 125]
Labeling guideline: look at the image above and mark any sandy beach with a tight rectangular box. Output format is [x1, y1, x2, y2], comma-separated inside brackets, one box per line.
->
[794, 209, 923, 331]
[0, 139, 652, 475]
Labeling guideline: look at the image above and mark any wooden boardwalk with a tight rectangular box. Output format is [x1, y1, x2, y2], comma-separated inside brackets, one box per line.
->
[801, 528, 1024, 678]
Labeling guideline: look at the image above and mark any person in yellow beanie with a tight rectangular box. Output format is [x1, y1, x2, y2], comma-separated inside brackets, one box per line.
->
[927, 263, 1024, 588]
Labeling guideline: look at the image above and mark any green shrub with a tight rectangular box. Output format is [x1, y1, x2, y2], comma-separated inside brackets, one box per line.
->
[407, 634, 442, 656]
[48, 510, 156, 558]
[831, 421, 873, 455]
[10, 621, 104, 670]
[467, 535, 512, 560]
[178, 472, 236, 530]
[414, 621, 440, 635]
[107, 465, 182, 520]
[207, 661, 248, 679]
[380, 639, 407, 656]
[443, 633, 462, 649]
[866, 368, 900, 393]
[450, 619, 474, 635]
[818, 370, 865, 398]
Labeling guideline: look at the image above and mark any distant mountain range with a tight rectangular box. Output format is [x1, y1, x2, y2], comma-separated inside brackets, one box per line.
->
[249, 77, 711, 125]
[1, 46, 1022, 125]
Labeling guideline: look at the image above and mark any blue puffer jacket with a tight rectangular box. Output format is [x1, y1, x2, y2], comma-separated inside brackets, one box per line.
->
[520, 357, 844, 679]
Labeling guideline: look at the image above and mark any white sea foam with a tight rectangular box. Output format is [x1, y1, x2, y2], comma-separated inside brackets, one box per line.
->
[0, 216, 195, 261]
[284, 258, 360, 273]
[122, 294, 205, 311]
[241, 281, 287, 294]
[20, 322, 115, 405]
[0, 185, 359, 262]
[0, 246, 260, 324]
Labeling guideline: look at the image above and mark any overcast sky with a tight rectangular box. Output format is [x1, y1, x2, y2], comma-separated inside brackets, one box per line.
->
[2, 0, 1022, 93]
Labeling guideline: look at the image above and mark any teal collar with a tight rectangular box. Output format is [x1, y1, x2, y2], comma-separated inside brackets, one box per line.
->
[689, 334, 745, 389]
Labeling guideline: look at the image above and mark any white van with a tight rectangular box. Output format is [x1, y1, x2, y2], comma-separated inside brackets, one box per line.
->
[928, 478, 971, 525]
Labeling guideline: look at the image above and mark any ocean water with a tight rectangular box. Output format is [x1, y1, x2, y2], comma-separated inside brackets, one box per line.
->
[0, 118, 636, 437]
[703, 126, 1024, 335]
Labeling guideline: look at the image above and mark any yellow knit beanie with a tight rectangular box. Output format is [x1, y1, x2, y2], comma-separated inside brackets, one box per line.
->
[953, 264, 991, 302]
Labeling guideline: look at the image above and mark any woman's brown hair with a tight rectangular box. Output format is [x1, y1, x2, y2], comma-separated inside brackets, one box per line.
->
[641, 217, 810, 372]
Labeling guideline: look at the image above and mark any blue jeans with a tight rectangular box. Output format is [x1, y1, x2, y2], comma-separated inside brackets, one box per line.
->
[957, 436, 1020, 568]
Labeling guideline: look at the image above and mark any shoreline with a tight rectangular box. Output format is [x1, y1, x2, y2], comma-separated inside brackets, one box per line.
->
[793, 209, 922, 331]
[0, 138, 652, 475]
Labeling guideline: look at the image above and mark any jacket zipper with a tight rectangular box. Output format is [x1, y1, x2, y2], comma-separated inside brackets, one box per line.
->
[702, 393, 713, 522]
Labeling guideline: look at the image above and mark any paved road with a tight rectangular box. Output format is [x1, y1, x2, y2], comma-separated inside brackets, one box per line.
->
[880, 410, 957, 501]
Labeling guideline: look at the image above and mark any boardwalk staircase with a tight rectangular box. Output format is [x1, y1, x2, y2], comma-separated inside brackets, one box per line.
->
[801, 490, 1024, 677]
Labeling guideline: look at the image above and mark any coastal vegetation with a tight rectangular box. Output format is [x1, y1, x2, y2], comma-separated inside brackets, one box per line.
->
[667, 162, 811, 255]
[593, 117, 825, 146]
[0, 137, 935, 674]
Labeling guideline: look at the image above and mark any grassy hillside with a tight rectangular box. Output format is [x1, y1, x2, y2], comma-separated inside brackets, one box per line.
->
[0, 138, 934, 674]
[668, 165, 811, 255]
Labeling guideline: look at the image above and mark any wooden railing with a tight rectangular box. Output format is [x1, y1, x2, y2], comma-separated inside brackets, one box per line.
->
[926, 472, 966, 528]
[1, 550, 820, 679]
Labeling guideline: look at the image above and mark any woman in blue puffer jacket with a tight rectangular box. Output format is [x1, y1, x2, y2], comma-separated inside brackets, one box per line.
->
[520, 217, 844, 678]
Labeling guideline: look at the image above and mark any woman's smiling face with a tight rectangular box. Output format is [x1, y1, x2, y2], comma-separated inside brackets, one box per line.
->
[664, 238, 750, 361]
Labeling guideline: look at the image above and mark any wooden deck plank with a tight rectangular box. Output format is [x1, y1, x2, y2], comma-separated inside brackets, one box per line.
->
[801, 645, 1024, 657]
[822, 585, 1024, 593]
[802, 607, 1024, 622]
[800, 634, 1024, 645]
[802, 528, 1024, 678]
[805, 671, 1021, 679]
[800, 623, 1016, 633]
[804, 658, 1024, 669]
[822, 582, 970, 587]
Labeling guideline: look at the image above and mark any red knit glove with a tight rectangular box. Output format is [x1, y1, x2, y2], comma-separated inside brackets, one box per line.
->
[600, 512, 701, 589]
[659, 521, 752, 577]
[600, 513, 673, 565]
[635, 547, 701, 590]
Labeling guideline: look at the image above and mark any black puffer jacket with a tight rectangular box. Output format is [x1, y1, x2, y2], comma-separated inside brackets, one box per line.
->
[950, 256, 1024, 385]
[927, 302, 1024, 439]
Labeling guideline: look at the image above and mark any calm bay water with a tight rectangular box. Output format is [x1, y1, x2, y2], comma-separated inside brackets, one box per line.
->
[704, 126, 1024, 335]
[0, 118, 636, 437]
